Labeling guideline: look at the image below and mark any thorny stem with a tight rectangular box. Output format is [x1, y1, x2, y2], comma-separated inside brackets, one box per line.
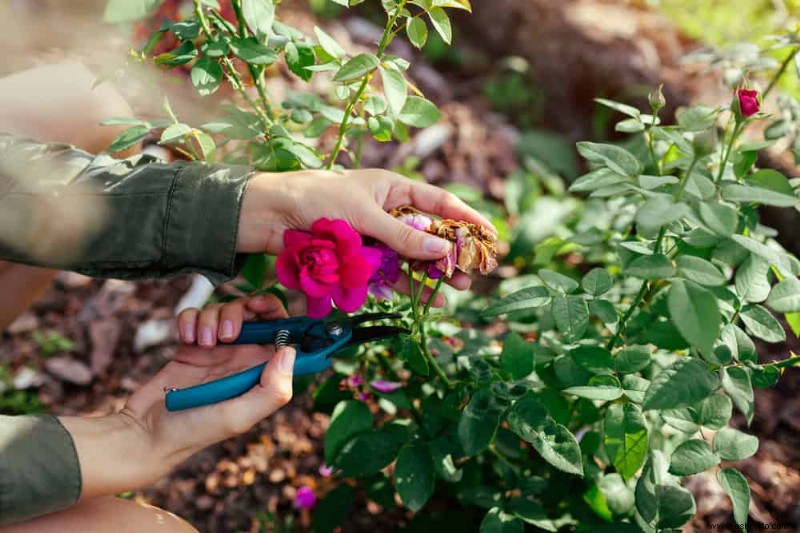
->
[764, 46, 800, 100]
[326, 0, 408, 169]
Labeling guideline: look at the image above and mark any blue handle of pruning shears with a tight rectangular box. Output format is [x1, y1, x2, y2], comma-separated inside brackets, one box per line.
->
[164, 319, 351, 412]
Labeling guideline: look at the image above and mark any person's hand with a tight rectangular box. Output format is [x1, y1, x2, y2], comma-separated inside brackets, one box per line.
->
[59, 342, 294, 500]
[177, 294, 288, 347]
[236, 169, 497, 300]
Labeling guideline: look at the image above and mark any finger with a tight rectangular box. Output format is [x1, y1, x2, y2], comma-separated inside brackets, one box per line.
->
[388, 177, 497, 235]
[246, 294, 288, 320]
[221, 346, 295, 435]
[449, 272, 472, 291]
[392, 273, 446, 307]
[218, 301, 245, 342]
[198, 304, 224, 347]
[361, 208, 453, 261]
[177, 308, 200, 344]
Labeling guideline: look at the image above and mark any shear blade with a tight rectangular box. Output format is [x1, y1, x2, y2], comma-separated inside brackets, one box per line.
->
[347, 325, 408, 346]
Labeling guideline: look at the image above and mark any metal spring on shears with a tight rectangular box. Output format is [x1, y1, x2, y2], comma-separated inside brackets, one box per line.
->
[274, 329, 291, 348]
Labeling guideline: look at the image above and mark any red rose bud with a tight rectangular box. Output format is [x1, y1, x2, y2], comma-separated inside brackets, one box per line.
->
[736, 88, 760, 118]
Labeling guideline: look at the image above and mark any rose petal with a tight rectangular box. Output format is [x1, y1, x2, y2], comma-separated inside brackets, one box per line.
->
[332, 284, 368, 313]
[283, 229, 312, 248]
[299, 267, 332, 298]
[306, 295, 333, 318]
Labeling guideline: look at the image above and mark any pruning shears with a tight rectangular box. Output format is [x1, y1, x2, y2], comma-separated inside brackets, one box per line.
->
[165, 313, 407, 412]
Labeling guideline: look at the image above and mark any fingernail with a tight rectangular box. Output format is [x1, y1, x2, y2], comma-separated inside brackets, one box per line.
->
[278, 347, 296, 375]
[221, 320, 234, 339]
[200, 327, 214, 346]
[423, 237, 451, 255]
[182, 324, 195, 343]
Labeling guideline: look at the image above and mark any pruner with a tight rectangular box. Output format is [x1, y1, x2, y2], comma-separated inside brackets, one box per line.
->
[165, 312, 407, 412]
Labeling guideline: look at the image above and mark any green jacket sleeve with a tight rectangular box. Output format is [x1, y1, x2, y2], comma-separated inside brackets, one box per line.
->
[0, 133, 254, 285]
[0, 415, 81, 525]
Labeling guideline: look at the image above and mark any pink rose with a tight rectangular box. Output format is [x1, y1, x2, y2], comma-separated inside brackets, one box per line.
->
[276, 219, 380, 318]
[736, 88, 760, 118]
[294, 486, 317, 510]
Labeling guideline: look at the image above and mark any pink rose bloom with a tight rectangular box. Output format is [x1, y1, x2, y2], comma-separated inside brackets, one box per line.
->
[367, 243, 401, 300]
[276, 219, 381, 318]
[736, 88, 760, 117]
[294, 486, 317, 510]
[371, 380, 402, 393]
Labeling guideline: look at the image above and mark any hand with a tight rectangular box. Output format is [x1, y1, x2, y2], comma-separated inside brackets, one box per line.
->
[236, 169, 497, 297]
[59, 343, 295, 500]
[177, 294, 288, 347]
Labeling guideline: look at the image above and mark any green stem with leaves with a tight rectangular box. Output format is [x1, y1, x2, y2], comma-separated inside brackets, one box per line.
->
[715, 119, 742, 183]
[408, 271, 451, 386]
[326, 0, 408, 169]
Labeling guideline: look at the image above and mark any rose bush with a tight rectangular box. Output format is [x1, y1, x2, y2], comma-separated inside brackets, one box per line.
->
[104, 1, 800, 531]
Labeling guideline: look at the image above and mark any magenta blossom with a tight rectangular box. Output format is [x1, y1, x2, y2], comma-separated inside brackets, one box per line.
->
[357, 392, 372, 401]
[367, 243, 401, 300]
[294, 486, 317, 510]
[736, 88, 760, 118]
[276, 219, 381, 318]
[371, 380, 402, 393]
[346, 374, 364, 389]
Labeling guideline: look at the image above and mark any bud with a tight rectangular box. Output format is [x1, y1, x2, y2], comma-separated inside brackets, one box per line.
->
[648, 84, 666, 112]
[692, 129, 718, 157]
[734, 88, 760, 118]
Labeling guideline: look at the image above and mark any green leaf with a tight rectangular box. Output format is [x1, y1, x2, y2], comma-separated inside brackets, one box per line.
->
[590, 299, 619, 325]
[241, 0, 275, 37]
[668, 280, 721, 354]
[482, 286, 551, 317]
[717, 468, 751, 525]
[103, 0, 159, 23]
[766, 277, 800, 313]
[160, 123, 192, 143]
[594, 98, 641, 118]
[285, 42, 316, 81]
[380, 66, 408, 117]
[730, 234, 793, 276]
[191, 57, 223, 96]
[713, 428, 758, 461]
[582, 268, 613, 296]
[735, 255, 771, 303]
[747, 169, 796, 195]
[507, 498, 558, 531]
[501, 332, 535, 379]
[334, 53, 380, 82]
[720, 324, 757, 364]
[552, 294, 589, 342]
[458, 389, 503, 455]
[428, 7, 452, 43]
[696, 393, 733, 429]
[507, 393, 583, 476]
[698, 201, 739, 237]
[192, 130, 216, 162]
[598, 473, 636, 517]
[721, 183, 799, 207]
[325, 400, 372, 464]
[604, 403, 648, 481]
[406, 17, 429, 49]
[721, 366, 754, 423]
[240, 253, 267, 288]
[740, 305, 786, 342]
[230, 37, 277, 65]
[576, 142, 641, 177]
[314, 26, 346, 58]
[668, 439, 720, 476]
[397, 336, 429, 376]
[642, 358, 719, 410]
[571, 346, 614, 374]
[312, 485, 355, 533]
[615, 345, 652, 374]
[335, 426, 406, 477]
[539, 269, 579, 293]
[154, 41, 198, 67]
[108, 125, 151, 153]
[564, 376, 623, 401]
[398, 96, 442, 128]
[395, 444, 435, 512]
[675, 256, 726, 286]
[676, 105, 718, 131]
[368, 116, 394, 142]
[635, 196, 690, 233]
[480, 508, 524, 533]
[636, 455, 697, 529]
[788, 312, 800, 337]
[625, 254, 674, 280]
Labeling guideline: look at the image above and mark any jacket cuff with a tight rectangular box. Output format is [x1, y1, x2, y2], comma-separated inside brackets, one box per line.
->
[0, 415, 81, 525]
[164, 162, 254, 286]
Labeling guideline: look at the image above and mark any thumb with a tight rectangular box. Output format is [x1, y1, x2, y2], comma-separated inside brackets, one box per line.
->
[225, 346, 295, 435]
[365, 210, 452, 260]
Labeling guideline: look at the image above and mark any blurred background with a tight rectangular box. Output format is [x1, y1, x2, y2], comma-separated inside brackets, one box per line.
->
[1, 1, 799, 531]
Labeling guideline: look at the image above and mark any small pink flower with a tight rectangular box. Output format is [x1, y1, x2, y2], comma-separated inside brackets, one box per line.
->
[294, 486, 317, 510]
[319, 464, 333, 477]
[357, 392, 372, 401]
[367, 244, 401, 300]
[371, 380, 402, 393]
[276, 219, 381, 318]
[346, 374, 364, 389]
[736, 88, 760, 118]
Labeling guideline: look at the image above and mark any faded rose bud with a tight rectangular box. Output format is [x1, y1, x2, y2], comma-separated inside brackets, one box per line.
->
[648, 84, 666, 112]
[735, 88, 760, 118]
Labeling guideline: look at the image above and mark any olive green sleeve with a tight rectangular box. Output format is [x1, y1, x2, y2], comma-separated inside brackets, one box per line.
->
[0, 415, 81, 525]
[0, 133, 254, 285]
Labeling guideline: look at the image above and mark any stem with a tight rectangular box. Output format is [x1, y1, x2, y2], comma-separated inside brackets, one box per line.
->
[764, 46, 799, 99]
[606, 281, 648, 351]
[325, 0, 408, 169]
[230, 0, 275, 121]
[675, 156, 699, 202]
[646, 111, 661, 175]
[715, 120, 742, 184]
